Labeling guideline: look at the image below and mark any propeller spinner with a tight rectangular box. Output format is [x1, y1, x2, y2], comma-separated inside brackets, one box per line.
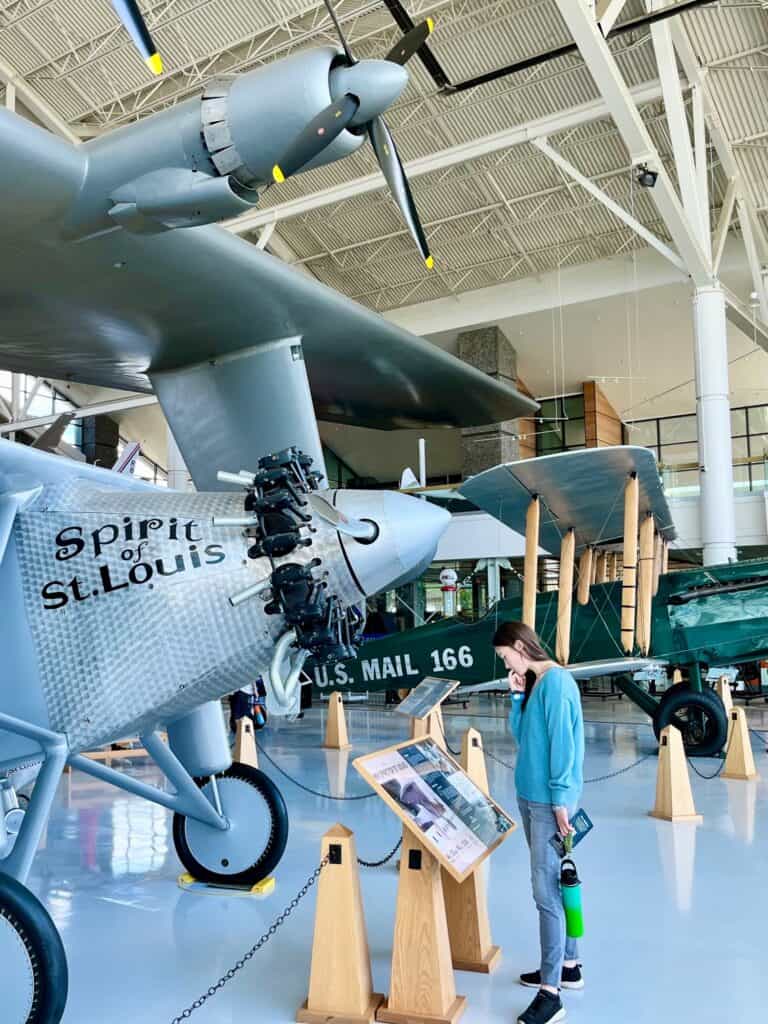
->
[272, 0, 435, 269]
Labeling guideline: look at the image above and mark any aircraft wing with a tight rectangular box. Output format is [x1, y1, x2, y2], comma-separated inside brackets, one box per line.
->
[459, 446, 676, 554]
[456, 657, 668, 696]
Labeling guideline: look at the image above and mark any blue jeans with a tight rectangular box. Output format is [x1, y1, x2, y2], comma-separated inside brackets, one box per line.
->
[517, 797, 579, 989]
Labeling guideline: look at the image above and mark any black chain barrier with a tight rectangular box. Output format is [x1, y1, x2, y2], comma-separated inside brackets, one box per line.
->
[584, 754, 653, 783]
[357, 837, 402, 868]
[170, 857, 329, 1023]
[255, 741, 377, 802]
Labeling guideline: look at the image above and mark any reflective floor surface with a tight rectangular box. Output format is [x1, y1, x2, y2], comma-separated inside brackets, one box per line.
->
[27, 695, 768, 1024]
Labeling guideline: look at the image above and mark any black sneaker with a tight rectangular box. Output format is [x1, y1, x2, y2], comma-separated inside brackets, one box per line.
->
[520, 965, 584, 990]
[517, 989, 566, 1024]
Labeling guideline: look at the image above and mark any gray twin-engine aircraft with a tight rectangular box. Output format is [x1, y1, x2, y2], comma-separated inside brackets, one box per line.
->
[0, 8, 536, 1022]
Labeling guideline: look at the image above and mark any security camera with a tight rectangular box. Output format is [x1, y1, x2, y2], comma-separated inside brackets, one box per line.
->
[636, 163, 658, 188]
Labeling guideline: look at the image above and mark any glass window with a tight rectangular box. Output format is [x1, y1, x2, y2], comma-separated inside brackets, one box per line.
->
[663, 468, 699, 496]
[563, 394, 584, 419]
[731, 408, 747, 437]
[660, 441, 698, 468]
[625, 420, 658, 448]
[733, 462, 751, 493]
[659, 415, 697, 445]
[749, 433, 768, 458]
[748, 405, 768, 436]
[564, 419, 586, 447]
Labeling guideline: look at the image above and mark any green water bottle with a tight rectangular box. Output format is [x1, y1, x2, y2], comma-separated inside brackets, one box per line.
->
[560, 858, 584, 939]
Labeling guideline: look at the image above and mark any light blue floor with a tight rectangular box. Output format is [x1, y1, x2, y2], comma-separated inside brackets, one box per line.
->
[27, 696, 768, 1024]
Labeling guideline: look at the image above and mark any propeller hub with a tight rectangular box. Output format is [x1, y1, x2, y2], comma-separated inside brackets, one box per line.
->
[330, 59, 409, 126]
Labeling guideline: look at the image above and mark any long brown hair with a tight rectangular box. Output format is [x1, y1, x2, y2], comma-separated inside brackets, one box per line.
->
[492, 620, 553, 711]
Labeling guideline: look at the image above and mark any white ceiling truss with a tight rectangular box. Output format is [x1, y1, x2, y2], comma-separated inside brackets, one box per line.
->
[0, 0, 765, 321]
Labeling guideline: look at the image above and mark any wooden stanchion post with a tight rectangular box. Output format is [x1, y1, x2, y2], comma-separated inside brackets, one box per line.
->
[621, 473, 639, 654]
[297, 825, 383, 1024]
[442, 730, 501, 975]
[377, 829, 467, 1024]
[523, 496, 540, 629]
[722, 709, 760, 781]
[577, 547, 593, 607]
[555, 528, 575, 666]
[637, 513, 655, 656]
[649, 726, 702, 823]
[672, 668, 683, 685]
[233, 717, 259, 768]
[324, 692, 352, 751]
[411, 708, 446, 750]
[661, 539, 669, 575]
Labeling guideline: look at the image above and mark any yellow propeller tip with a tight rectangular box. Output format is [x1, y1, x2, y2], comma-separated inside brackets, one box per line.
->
[146, 52, 164, 75]
[272, 165, 286, 184]
[425, 255, 435, 270]
[427, 17, 435, 33]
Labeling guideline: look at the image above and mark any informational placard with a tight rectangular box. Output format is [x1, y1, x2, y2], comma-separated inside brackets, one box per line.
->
[354, 738, 516, 883]
[395, 676, 459, 721]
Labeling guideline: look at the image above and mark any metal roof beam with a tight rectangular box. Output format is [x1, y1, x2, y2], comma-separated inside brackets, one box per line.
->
[0, 394, 157, 436]
[553, 0, 712, 286]
[595, 0, 631, 35]
[0, 56, 79, 143]
[532, 136, 686, 272]
[224, 77, 668, 237]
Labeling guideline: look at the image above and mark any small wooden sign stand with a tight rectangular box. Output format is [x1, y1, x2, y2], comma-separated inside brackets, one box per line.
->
[377, 827, 467, 1024]
[442, 729, 501, 974]
[411, 706, 446, 749]
[233, 717, 259, 768]
[297, 825, 383, 1024]
[650, 726, 702, 823]
[722, 708, 760, 781]
[324, 692, 352, 751]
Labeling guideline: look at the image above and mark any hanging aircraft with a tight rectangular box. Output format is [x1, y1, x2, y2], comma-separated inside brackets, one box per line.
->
[0, 8, 539, 1022]
[311, 447, 768, 759]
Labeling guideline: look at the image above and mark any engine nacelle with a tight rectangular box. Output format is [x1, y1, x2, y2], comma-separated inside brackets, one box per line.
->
[108, 168, 259, 233]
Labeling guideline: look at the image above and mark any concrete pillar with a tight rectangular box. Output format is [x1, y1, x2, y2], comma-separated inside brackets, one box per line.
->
[459, 326, 521, 478]
[693, 286, 736, 565]
[167, 427, 193, 491]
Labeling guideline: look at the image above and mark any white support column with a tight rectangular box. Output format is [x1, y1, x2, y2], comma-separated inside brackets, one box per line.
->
[9, 373, 21, 442]
[486, 558, 502, 609]
[693, 285, 736, 565]
[713, 180, 737, 275]
[167, 427, 193, 492]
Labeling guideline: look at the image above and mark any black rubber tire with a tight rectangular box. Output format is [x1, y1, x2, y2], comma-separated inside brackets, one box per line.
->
[0, 872, 68, 1024]
[172, 762, 289, 887]
[653, 685, 728, 757]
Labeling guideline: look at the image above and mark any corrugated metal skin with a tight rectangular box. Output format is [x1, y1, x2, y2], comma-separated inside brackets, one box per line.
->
[0, 0, 765, 309]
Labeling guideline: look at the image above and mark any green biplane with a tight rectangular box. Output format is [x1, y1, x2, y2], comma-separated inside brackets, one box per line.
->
[310, 447, 768, 756]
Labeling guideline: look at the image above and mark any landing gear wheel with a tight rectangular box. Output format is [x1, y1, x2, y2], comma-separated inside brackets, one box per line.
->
[0, 872, 68, 1023]
[653, 685, 728, 757]
[172, 762, 289, 887]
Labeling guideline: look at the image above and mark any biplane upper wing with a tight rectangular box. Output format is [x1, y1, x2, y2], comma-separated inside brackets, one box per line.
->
[459, 446, 677, 555]
[0, 109, 537, 488]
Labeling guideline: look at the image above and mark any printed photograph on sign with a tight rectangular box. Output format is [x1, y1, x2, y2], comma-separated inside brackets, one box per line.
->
[395, 676, 459, 720]
[354, 738, 516, 882]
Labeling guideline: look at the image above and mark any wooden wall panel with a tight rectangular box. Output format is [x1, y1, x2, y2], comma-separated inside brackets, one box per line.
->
[583, 381, 624, 448]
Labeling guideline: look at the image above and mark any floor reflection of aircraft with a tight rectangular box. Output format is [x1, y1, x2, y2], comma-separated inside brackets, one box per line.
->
[0, 6, 537, 1018]
[317, 448, 768, 759]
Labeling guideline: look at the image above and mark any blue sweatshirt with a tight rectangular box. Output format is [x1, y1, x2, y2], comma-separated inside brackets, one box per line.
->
[509, 665, 584, 808]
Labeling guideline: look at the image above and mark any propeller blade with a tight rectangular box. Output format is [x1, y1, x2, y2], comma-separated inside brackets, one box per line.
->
[369, 116, 434, 269]
[322, 0, 355, 63]
[385, 18, 435, 66]
[308, 494, 379, 543]
[110, 0, 163, 74]
[272, 94, 360, 184]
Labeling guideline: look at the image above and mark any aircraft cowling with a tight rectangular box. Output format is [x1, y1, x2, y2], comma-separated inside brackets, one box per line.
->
[108, 168, 260, 233]
[66, 46, 363, 239]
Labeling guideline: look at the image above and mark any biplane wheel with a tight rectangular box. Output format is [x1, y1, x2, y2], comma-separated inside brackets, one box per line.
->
[172, 762, 288, 887]
[653, 685, 728, 757]
[0, 872, 68, 1024]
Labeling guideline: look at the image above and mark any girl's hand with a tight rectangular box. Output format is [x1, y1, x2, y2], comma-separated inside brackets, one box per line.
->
[554, 806, 575, 838]
[507, 670, 526, 693]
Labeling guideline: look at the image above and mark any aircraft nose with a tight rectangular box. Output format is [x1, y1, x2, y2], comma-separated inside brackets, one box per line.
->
[329, 59, 409, 125]
[332, 490, 450, 596]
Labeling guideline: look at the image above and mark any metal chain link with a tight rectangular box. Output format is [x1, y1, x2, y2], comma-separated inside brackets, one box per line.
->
[170, 857, 329, 1024]
[584, 754, 653, 783]
[484, 747, 517, 771]
[255, 742, 376, 801]
[357, 837, 402, 869]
